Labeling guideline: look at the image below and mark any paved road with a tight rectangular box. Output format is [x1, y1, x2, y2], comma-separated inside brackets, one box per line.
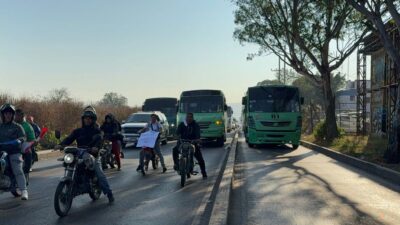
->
[229, 135, 400, 225]
[0, 135, 233, 225]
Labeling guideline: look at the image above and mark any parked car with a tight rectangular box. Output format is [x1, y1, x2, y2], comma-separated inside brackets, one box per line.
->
[121, 111, 170, 147]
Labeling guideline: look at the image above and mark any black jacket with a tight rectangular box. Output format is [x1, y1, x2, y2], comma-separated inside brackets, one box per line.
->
[100, 114, 121, 141]
[61, 125, 102, 149]
[176, 121, 201, 140]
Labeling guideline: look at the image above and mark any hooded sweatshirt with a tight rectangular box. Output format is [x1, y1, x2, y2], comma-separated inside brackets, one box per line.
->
[0, 114, 26, 155]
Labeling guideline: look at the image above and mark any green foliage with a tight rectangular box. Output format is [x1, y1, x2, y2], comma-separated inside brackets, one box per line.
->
[39, 131, 63, 150]
[257, 79, 283, 86]
[313, 120, 327, 141]
[98, 92, 128, 107]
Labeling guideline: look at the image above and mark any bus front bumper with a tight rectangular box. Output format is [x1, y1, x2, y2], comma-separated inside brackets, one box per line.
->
[200, 128, 225, 139]
[248, 129, 300, 145]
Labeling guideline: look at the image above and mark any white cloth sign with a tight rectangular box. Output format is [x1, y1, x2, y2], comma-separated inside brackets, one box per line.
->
[136, 131, 160, 148]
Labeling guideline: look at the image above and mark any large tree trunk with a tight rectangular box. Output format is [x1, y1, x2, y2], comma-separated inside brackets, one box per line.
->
[322, 71, 339, 141]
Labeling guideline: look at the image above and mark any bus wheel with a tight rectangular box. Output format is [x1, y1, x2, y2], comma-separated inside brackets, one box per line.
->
[216, 137, 225, 147]
[292, 144, 299, 150]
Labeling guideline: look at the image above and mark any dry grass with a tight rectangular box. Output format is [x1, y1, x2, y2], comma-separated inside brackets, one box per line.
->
[0, 92, 140, 149]
[302, 134, 400, 172]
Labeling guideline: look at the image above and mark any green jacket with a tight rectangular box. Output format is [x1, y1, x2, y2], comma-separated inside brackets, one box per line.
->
[20, 121, 36, 142]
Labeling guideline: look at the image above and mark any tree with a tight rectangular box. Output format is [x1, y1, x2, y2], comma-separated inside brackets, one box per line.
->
[98, 92, 128, 107]
[257, 79, 283, 86]
[274, 68, 300, 84]
[346, 0, 400, 163]
[47, 88, 72, 103]
[233, 0, 368, 141]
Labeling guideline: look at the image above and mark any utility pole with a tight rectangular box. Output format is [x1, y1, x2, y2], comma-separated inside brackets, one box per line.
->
[271, 58, 281, 82]
[283, 60, 286, 84]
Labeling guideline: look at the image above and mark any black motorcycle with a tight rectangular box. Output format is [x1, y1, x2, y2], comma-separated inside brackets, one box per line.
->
[54, 146, 102, 217]
[177, 139, 198, 187]
[0, 140, 23, 197]
[100, 140, 116, 170]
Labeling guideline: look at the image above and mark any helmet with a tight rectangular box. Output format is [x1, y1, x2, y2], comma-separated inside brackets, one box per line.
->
[82, 106, 97, 121]
[0, 103, 16, 115]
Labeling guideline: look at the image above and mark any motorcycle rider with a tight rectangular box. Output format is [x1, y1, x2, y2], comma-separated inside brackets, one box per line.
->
[173, 113, 207, 179]
[0, 104, 29, 200]
[100, 113, 122, 171]
[137, 114, 167, 173]
[58, 106, 115, 203]
[14, 109, 36, 184]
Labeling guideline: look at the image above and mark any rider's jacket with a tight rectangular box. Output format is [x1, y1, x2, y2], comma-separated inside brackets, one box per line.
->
[61, 124, 102, 151]
[176, 120, 200, 140]
[0, 121, 25, 155]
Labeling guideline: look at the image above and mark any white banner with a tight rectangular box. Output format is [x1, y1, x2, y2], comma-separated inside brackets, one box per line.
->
[136, 131, 159, 148]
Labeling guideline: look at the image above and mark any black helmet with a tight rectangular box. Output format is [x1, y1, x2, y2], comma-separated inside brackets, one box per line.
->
[0, 103, 16, 115]
[82, 106, 97, 121]
[0, 103, 16, 123]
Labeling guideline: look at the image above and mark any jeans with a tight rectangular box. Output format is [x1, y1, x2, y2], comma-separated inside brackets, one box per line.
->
[173, 143, 206, 174]
[9, 153, 27, 191]
[94, 157, 112, 195]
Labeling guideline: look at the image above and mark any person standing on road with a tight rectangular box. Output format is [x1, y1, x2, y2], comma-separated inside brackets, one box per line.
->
[27, 116, 40, 169]
[0, 104, 29, 200]
[100, 113, 122, 171]
[58, 106, 115, 203]
[138, 114, 167, 173]
[173, 113, 207, 178]
[15, 109, 36, 184]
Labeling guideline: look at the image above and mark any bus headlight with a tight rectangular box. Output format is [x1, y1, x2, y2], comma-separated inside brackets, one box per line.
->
[63, 153, 74, 164]
[215, 120, 222, 125]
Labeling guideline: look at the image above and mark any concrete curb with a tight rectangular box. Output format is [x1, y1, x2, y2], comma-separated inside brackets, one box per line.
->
[208, 132, 239, 225]
[37, 149, 63, 160]
[300, 140, 400, 184]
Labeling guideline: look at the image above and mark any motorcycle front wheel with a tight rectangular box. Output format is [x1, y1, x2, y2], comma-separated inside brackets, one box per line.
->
[179, 157, 187, 187]
[54, 181, 73, 217]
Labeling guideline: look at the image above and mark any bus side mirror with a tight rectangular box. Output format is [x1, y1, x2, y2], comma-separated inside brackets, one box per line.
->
[176, 101, 180, 113]
[142, 105, 145, 111]
[242, 97, 247, 105]
[55, 130, 61, 140]
[224, 105, 228, 111]
[300, 97, 304, 105]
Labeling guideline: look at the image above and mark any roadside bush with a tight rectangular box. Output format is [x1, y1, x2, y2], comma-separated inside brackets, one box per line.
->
[313, 120, 327, 141]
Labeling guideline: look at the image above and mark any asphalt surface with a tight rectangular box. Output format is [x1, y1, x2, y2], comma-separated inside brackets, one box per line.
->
[0, 135, 233, 225]
[228, 135, 400, 225]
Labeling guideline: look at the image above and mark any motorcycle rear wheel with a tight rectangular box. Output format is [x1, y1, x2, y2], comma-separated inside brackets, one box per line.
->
[54, 182, 73, 217]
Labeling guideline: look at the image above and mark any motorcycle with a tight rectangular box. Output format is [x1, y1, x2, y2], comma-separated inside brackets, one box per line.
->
[142, 147, 160, 172]
[100, 140, 116, 170]
[177, 139, 199, 187]
[0, 140, 23, 197]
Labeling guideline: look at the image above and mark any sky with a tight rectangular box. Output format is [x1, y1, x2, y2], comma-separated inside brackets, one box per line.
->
[0, 0, 358, 107]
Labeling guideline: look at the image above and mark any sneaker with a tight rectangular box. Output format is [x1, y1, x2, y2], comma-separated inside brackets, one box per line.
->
[117, 167, 121, 171]
[163, 167, 167, 173]
[107, 192, 114, 204]
[202, 172, 208, 179]
[21, 190, 28, 200]
[136, 165, 141, 172]
[173, 164, 178, 171]
[120, 152, 125, 158]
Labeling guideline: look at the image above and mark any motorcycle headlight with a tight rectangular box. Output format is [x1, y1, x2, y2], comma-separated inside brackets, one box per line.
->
[63, 153, 75, 164]
[171, 123, 175, 127]
[215, 120, 222, 125]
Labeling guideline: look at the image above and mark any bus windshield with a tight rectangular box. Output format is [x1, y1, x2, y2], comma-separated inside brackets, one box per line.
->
[249, 87, 300, 113]
[180, 96, 224, 113]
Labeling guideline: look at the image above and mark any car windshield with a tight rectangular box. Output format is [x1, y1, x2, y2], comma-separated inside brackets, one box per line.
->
[180, 96, 224, 113]
[249, 87, 300, 113]
[126, 114, 150, 123]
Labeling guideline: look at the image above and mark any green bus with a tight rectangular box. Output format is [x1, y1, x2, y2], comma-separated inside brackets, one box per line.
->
[242, 85, 303, 149]
[177, 90, 228, 147]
